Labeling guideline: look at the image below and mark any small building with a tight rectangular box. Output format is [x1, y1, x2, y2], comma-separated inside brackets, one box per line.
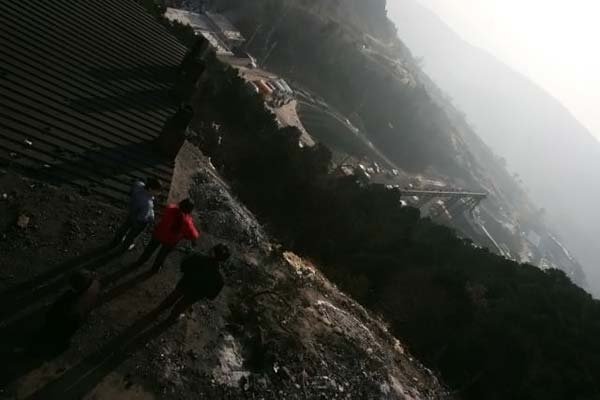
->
[272, 79, 293, 95]
[164, 8, 237, 55]
[164, 8, 232, 55]
[255, 80, 274, 97]
[205, 11, 245, 49]
[165, 8, 213, 30]
[340, 166, 354, 176]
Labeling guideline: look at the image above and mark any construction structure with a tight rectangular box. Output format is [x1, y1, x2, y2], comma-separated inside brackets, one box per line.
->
[400, 188, 487, 218]
[165, 8, 231, 55]
[164, 8, 245, 55]
[205, 11, 245, 49]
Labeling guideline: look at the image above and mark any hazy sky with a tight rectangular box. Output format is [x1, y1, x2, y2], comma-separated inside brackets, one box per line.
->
[411, 0, 600, 141]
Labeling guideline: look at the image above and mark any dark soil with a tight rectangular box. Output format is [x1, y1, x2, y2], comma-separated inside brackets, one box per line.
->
[0, 146, 449, 399]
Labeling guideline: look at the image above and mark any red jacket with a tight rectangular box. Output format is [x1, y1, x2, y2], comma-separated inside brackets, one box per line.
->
[153, 204, 200, 247]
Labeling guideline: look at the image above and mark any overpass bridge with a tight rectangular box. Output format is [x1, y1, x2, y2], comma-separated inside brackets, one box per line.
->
[400, 188, 487, 218]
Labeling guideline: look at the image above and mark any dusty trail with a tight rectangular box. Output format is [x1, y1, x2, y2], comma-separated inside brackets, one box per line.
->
[0, 143, 448, 399]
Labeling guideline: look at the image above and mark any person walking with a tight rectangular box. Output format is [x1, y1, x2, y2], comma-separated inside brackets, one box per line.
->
[134, 199, 200, 272]
[158, 244, 230, 321]
[113, 177, 162, 250]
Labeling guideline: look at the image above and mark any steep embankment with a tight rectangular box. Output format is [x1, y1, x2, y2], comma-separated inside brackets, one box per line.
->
[182, 36, 600, 400]
[211, 0, 587, 286]
[0, 144, 447, 399]
[388, 0, 600, 293]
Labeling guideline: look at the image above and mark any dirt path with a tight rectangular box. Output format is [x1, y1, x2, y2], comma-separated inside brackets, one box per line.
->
[0, 144, 449, 399]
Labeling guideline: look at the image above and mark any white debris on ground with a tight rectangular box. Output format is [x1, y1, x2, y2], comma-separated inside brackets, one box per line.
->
[213, 334, 251, 387]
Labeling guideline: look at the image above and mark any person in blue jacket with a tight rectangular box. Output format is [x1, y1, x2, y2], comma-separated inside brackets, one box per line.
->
[112, 177, 162, 250]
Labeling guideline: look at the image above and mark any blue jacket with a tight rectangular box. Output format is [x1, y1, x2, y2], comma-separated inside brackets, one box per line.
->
[129, 180, 155, 224]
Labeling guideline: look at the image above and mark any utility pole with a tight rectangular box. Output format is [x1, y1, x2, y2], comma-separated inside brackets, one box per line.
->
[262, 2, 291, 59]
[244, 24, 262, 51]
[261, 41, 278, 67]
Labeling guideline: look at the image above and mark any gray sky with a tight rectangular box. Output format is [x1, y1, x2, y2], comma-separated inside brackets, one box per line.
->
[408, 0, 600, 141]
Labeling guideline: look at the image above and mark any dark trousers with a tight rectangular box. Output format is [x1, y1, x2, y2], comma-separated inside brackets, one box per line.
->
[113, 216, 148, 248]
[136, 237, 174, 271]
[158, 283, 199, 320]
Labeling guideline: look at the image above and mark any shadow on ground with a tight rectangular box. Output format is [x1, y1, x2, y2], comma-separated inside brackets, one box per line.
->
[0, 245, 156, 388]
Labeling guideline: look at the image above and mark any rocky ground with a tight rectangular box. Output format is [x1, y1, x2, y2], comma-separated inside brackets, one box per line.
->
[0, 143, 450, 399]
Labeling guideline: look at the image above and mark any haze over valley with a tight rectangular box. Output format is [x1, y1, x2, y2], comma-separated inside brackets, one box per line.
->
[388, 0, 600, 295]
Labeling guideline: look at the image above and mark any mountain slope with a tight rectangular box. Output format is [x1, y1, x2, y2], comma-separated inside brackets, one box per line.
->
[0, 144, 448, 399]
[177, 27, 600, 399]
[388, 0, 600, 294]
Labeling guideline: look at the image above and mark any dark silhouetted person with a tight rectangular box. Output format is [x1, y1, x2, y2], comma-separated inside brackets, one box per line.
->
[159, 244, 230, 320]
[39, 270, 101, 354]
[134, 199, 200, 272]
[113, 177, 162, 251]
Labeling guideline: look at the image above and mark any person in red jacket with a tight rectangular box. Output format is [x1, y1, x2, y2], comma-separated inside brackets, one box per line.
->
[134, 198, 200, 272]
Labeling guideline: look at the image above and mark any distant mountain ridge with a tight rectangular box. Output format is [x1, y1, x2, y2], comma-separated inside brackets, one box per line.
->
[388, 0, 600, 293]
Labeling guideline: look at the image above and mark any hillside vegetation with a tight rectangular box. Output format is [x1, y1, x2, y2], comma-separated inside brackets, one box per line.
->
[185, 43, 600, 399]
[211, 0, 585, 283]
